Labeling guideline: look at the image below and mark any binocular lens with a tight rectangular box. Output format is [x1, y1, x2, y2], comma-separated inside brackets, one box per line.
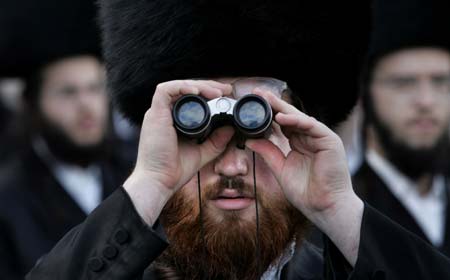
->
[234, 95, 272, 136]
[238, 101, 267, 128]
[177, 101, 206, 129]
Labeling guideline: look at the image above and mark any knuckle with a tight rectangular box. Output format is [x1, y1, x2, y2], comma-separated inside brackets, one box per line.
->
[329, 134, 344, 147]
[180, 80, 190, 87]
[330, 132, 342, 143]
[155, 82, 168, 91]
[143, 108, 153, 121]
[156, 80, 183, 92]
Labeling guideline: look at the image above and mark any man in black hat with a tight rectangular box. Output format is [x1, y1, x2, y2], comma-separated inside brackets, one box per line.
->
[26, 0, 450, 279]
[353, 0, 450, 257]
[0, 1, 133, 279]
[0, 54, 134, 280]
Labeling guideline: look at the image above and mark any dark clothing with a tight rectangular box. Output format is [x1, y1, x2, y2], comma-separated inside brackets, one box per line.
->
[0, 145, 131, 280]
[0, 100, 12, 136]
[353, 162, 450, 257]
[26, 187, 450, 280]
[0, 102, 23, 165]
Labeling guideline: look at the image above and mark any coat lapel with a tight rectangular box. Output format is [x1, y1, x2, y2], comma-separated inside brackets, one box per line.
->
[437, 179, 450, 256]
[23, 148, 87, 243]
[353, 162, 447, 251]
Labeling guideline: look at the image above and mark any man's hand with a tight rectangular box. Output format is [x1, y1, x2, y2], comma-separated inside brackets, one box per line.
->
[124, 80, 234, 226]
[246, 88, 364, 266]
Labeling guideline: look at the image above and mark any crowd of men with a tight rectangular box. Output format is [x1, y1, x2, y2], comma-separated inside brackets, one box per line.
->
[0, 0, 449, 279]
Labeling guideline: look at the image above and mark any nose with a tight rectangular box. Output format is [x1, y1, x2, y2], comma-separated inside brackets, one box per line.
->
[77, 90, 94, 106]
[415, 80, 437, 109]
[213, 141, 249, 177]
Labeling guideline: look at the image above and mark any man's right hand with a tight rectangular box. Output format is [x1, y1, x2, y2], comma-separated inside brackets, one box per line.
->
[123, 80, 234, 226]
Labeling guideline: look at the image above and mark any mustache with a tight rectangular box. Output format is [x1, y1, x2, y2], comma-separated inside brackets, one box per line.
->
[204, 177, 256, 200]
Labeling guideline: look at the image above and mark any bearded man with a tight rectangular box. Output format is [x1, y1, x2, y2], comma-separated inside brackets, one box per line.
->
[26, 0, 450, 279]
[0, 1, 132, 278]
[353, 0, 450, 256]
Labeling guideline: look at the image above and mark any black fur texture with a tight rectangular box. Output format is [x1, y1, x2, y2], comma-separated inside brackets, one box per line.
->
[361, 0, 450, 125]
[368, 0, 450, 63]
[0, 0, 101, 78]
[99, 0, 372, 127]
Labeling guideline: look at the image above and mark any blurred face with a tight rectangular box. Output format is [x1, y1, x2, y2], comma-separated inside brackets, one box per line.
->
[158, 78, 307, 279]
[39, 56, 109, 147]
[370, 48, 450, 150]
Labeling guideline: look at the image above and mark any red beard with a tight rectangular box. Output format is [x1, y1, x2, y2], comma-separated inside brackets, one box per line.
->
[153, 176, 309, 280]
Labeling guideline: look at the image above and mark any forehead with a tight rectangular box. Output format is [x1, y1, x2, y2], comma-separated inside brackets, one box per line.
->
[42, 56, 103, 84]
[215, 77, 291, 102]
[374, 48, 450, 77]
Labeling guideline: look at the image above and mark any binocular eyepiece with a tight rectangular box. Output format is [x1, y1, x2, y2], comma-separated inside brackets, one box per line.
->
[172, 94, 272, 143]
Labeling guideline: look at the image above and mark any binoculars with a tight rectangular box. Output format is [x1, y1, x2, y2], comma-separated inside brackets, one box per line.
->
[172, 94, 273, 143]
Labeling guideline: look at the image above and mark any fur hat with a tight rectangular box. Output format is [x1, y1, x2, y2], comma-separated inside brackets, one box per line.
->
[99, 0, 372, 127]
[361, 0, 450, 119]
[0, 0, 101, 78]
[366, 0, 450, 78]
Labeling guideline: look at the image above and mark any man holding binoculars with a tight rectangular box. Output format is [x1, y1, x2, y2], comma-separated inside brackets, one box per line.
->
[122, 76, 360, 279]
[27, 0, 450, 279]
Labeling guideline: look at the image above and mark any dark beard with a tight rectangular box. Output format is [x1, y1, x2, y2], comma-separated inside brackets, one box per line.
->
[368, 104, 450, 180]
[153, 176, 309, 280]
[38, 114, 110, 167]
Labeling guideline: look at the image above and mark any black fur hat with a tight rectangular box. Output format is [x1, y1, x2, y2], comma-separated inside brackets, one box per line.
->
[368, 0, 450, 63]
[99, 0, 372, 127]
[361, 0, 450, 122]
[0, 0, 101, 78]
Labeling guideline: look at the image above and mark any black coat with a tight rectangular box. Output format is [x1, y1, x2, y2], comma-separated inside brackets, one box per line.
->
[353, 161, 450, 257]
[25, 187, 450, 280]
[0, 145, 130, 279]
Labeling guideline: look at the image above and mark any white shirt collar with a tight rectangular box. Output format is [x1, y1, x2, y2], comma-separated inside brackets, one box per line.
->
[366, 149, 446, 201]
[32, 137, 103, 214]
[366, 149, 447, 246]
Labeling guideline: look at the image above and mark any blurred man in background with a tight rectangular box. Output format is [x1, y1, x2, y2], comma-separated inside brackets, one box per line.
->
[0, 1, 133, 278]
[0, 53, 132, 280]
[354, 0, 450, 256]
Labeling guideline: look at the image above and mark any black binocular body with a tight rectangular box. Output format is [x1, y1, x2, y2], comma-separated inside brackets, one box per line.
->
[172, 94, 273, 143]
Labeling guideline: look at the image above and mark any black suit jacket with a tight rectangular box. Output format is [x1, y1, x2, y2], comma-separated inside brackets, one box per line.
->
[0, 145, 131, 279]
[25, 187, 450, 280]
[353, 162, 450, 257]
